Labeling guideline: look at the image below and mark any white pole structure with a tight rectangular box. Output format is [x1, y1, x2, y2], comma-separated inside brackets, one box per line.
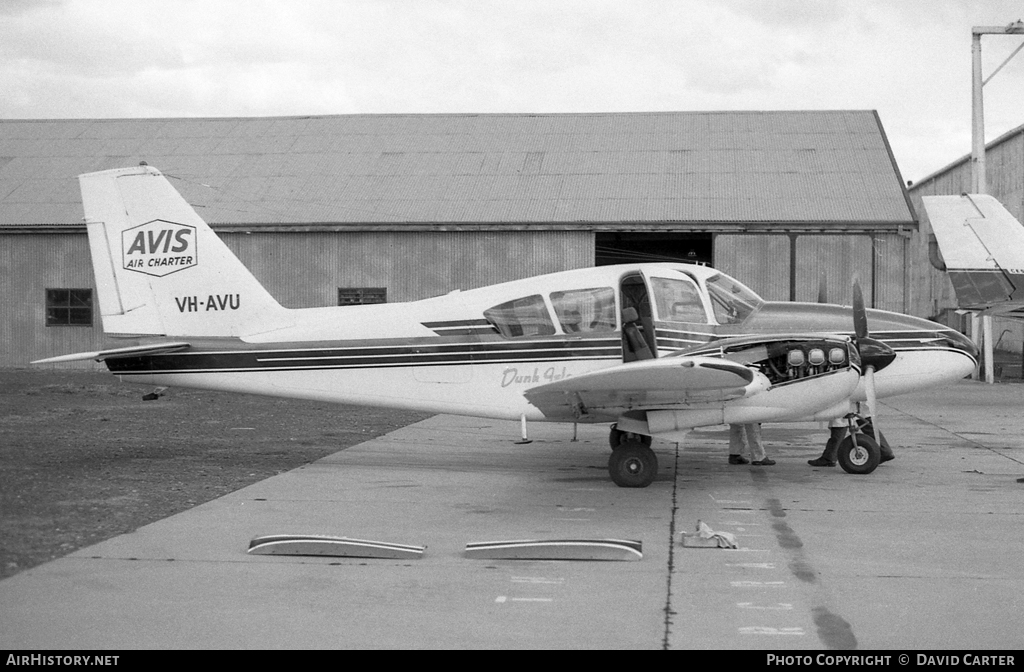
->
[971, 313, 981, 381]
[971, 30, 986, 195]
[969, 21, 1024, 383]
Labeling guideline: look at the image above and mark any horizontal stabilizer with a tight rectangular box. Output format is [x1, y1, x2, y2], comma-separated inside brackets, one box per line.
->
[32, 342, 190, 365]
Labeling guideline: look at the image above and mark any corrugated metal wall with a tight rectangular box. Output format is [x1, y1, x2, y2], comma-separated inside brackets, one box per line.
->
[713, 234, 791, 301]
[714, 233, 907, 310]
[1, 233, 105, 367]
[871, 233, 908, 313]
[794, 235, 874, 306]
[223, 230, 593, 306]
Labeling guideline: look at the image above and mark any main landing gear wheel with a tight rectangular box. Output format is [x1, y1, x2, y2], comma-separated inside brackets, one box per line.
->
[608, 442, 658, 488]
[609, 424, 653, 450]
[837, 433, 881, 475]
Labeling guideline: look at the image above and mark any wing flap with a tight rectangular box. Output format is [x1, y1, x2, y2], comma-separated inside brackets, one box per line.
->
[524, 356, 763, 420]
[32, 342, 190, 364]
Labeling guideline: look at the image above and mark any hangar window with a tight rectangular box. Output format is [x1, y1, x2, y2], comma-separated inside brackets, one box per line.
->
[45, 288, 93, 327]
[338, 287, 387, 306]
[484, 295, 555, 338]
[550, 288, 617, 333]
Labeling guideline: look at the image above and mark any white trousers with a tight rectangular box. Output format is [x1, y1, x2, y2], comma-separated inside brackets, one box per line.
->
[728, 423, 766, 462]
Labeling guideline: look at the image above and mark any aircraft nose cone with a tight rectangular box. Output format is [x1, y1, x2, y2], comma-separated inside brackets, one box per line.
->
[943, 328, 980, 363]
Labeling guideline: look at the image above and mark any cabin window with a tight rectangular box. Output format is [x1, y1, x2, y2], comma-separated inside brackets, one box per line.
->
[550, 287, 617, 333]
[45, 288, 93, 326]
[705, 273, 763, 325]
[651, 277, 708, 324]
[338, 287, 387, 305]
[484, 295, 555, 338]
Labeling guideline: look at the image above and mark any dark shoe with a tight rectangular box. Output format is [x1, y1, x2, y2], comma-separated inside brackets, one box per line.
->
[729, 455, 750, 465]
[751, 458, 776, 466]
[808, 457, 836, 467]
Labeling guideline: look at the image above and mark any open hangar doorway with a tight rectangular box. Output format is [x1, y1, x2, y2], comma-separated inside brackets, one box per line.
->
[595, 232, 713, 267]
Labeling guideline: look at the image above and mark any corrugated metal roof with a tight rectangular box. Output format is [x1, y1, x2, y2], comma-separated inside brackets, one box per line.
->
[0, 111, 914, 228]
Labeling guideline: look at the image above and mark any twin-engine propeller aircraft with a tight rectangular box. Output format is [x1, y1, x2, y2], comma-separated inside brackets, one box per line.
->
[35, 165, 979, 487]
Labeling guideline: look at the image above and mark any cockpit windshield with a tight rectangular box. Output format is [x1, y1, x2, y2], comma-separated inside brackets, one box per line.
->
[705, 273, 763, 325]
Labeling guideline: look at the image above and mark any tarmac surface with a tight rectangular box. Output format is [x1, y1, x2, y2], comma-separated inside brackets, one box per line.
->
[1, 379, 1022, 650]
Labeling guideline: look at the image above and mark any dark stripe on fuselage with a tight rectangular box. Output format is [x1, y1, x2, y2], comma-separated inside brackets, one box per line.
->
[422, 318, 498, 336]
[105, 337, 622, 375]
[421, 319, 493, 328]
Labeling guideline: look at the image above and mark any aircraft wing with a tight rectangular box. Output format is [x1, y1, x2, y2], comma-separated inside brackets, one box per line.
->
[523, 355, 765, 421]
[32, 342, 191, 365]
[923, 194, 1024, 317]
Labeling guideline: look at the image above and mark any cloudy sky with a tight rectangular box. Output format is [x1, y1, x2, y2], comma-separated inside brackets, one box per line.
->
[1, 0, 1022, 181]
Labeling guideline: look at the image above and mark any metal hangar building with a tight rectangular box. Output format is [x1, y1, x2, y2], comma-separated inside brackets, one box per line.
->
[0, 111, 916, 367]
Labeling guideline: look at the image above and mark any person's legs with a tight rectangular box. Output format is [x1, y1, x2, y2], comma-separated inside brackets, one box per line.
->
[728, 424, 749, 464]
[809, 426, 844, 466]
[748, 424, 775, 465]
[747, 424, 766, 462]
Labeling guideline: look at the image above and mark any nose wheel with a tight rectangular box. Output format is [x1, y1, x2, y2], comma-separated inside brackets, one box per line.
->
[832, 413, 891, 474]
[837, 432, 881, 474]
[608, 441, 658, 488]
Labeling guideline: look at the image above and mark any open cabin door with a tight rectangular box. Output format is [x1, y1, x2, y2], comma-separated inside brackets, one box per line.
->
[620, 272, 657, 363]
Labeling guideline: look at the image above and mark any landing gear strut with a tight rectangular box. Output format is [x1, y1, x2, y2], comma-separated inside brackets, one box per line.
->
[609, 423, 653, 450]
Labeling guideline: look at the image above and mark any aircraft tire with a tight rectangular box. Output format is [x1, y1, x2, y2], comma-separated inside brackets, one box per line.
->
[837, 433, 881, 475]
[608, 442, 658, 488]
[608, 425, 652, 450]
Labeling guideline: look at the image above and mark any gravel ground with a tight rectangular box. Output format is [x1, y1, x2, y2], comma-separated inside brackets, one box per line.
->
[0, 368, 429, 580]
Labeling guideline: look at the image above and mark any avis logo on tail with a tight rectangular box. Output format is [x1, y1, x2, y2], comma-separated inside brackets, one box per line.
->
[122, 220, 196, 275]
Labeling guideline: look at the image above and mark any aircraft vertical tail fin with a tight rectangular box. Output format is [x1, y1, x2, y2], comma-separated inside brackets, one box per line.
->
[923, 194, 1024, 313]
[81, 165, 287, 338]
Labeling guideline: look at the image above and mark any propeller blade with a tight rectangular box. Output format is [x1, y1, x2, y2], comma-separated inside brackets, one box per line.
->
[864, 365, 882, 442]
[849, 276, 896, 373]
[848, 276, 890, 449]
[852, 275, 868, 340]
[817, 272, 828, 303]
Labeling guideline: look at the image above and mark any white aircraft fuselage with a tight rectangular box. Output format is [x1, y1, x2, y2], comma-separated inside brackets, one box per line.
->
[101, 262, 977, 424]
